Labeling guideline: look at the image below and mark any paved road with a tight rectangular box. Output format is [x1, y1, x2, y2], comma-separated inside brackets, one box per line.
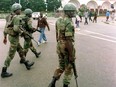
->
[0, 17, 116, 87]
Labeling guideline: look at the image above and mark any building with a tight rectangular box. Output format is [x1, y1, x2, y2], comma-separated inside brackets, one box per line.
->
[61, 0, 116, 15]
[62, 0, 116, 10]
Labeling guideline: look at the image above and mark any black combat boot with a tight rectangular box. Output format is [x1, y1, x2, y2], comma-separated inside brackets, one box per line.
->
[63, 84, 68, 87]
[20, 59, 26, 64]
[35, 52, 41, 58]
[24, 60, 34, 70]
[48, 77, 57, 87]
[1, 67, 12, 78]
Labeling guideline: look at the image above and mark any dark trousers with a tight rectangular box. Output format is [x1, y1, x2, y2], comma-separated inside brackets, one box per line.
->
[84, 18, 88, 25]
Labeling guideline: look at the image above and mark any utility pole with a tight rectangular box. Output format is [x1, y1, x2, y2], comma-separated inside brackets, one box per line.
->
[19, 0, 20, 4]
[45, 0, 48, 16]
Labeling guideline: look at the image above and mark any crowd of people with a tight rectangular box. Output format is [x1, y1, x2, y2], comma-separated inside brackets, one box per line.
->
[75, 9, 116, 30]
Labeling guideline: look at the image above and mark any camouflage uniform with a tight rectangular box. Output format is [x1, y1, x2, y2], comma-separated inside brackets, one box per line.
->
[22, 9, 41, 57]
[4, 15, 24, 67]
[55, 17, 75, 85]
[1, 3, 34, 78]
[48, 3, 76, 87]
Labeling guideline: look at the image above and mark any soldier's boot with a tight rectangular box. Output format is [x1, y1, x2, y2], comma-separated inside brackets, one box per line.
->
[20, 59, 25, 64]
[24, 60, 34, 70]
[63, 84, 68, 87]
[1, 67, 13, 78]
[34, 52, 41, 58]
[48, 77, 57, 87]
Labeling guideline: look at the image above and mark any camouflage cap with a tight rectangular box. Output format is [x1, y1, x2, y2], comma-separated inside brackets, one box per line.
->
[63, 3, 76, 11]
[11, 3, 22, 12]
[24, 8, 33, 15]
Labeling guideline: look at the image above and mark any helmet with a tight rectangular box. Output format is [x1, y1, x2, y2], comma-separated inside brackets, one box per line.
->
[63, 3, 76, 11]
[24, 9, 33, 15]
[11, 3, 22, 12]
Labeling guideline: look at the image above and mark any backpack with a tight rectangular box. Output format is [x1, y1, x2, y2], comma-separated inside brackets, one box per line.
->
[4, 13, 16, 36]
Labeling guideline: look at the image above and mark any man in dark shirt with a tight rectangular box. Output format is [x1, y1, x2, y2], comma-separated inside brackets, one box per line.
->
[37, 12, 50, 45]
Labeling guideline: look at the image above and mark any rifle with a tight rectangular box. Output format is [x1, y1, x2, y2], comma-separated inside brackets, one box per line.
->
[71, 62, 78, 87]
[19, 25, 39, 46]
[36, 29, 41, 33]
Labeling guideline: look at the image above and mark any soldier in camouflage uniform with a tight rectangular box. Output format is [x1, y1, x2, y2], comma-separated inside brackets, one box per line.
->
[48, 3, 76, 87]
[22, 8, 41, 58]
[1, 3, 34, 78]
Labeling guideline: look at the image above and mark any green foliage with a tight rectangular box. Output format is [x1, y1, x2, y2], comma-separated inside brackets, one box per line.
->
[0, 0, 12, 12]
[47, 0, 61, 12]
[0, 0, 62, 13]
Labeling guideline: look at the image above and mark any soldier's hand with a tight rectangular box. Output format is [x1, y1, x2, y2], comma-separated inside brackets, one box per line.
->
[3, 38, 7, 45]
[48, 28, 50, 31]
[69, 56, 75, 63]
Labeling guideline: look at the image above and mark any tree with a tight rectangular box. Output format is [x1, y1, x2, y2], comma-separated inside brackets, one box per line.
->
[0, 0, 12, 12]
[47, 0, 61, 12]
[0, 0, 61, 12]
[21, 0, 46, 12]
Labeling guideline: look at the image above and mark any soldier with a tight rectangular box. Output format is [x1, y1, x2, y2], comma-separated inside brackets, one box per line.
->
[1, 3, 34, 78]
[48, 3, 76, 87]
[22, 8, 41, 58]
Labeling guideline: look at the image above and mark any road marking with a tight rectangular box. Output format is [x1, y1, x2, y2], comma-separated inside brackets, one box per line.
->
[77, 32, 116, 43]
[84, 30, 116, 40]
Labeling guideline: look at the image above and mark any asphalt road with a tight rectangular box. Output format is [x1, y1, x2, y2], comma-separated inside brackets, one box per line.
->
[0, 17, 116, 87]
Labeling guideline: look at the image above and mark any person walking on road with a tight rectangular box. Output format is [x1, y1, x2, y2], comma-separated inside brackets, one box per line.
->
[22, 8, 41, 58]
[75, 14, 80, 28]
[88, 10, 93, 22]
[106, 10, 110, 22]
[84, 10, 89, 25]
[37, 12, 50, 45]
[93, 11, 98, 23]
[48, 3, 76, 87]
[1, 3, 34, 78]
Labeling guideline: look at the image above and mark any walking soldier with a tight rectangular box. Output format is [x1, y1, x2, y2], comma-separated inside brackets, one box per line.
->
[1, 3, 34, 78]
[48, 3, 77, 87]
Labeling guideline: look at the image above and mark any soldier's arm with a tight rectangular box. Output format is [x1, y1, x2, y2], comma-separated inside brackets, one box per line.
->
[13, 16, 22, 33]
[65, 21, 75, 62]
[3, 31, 7, 44]
[65, 38, 74, 62]
[27, 18, 35, 32]
[3, 16, 9, 44]
[55, 22, 58, 42]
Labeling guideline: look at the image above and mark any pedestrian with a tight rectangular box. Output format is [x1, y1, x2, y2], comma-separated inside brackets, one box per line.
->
[93, 11, 98, 23]
[106, 10, 110, 22]
[21, 8, 41, 58]
[48, 3, 76, 87]
[88, 10, 93, 22]
[75, 14, 81, 30]
[110, 9, 115, 22]
[84, 10, 89, 25]
[1, 3, 34, 78]
[78, 11, 83, 22]
[37, 12, 50, 45]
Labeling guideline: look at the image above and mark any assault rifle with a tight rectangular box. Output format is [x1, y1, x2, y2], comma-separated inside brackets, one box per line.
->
[71, 62, 78, 87]
[19, 25, 39, 46]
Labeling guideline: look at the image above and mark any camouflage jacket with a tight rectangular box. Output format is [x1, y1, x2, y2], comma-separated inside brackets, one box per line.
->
[56, 16, 75, 42]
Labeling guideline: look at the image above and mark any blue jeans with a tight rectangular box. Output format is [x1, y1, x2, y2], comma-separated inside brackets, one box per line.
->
[76, 21, 79, 28]
[38, 27, 47, 43]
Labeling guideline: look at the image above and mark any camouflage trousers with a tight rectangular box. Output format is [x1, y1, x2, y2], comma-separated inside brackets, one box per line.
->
[4, 35, 25, 67]
[23, 37, 37, 56]
[53, 40, 75, 85]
